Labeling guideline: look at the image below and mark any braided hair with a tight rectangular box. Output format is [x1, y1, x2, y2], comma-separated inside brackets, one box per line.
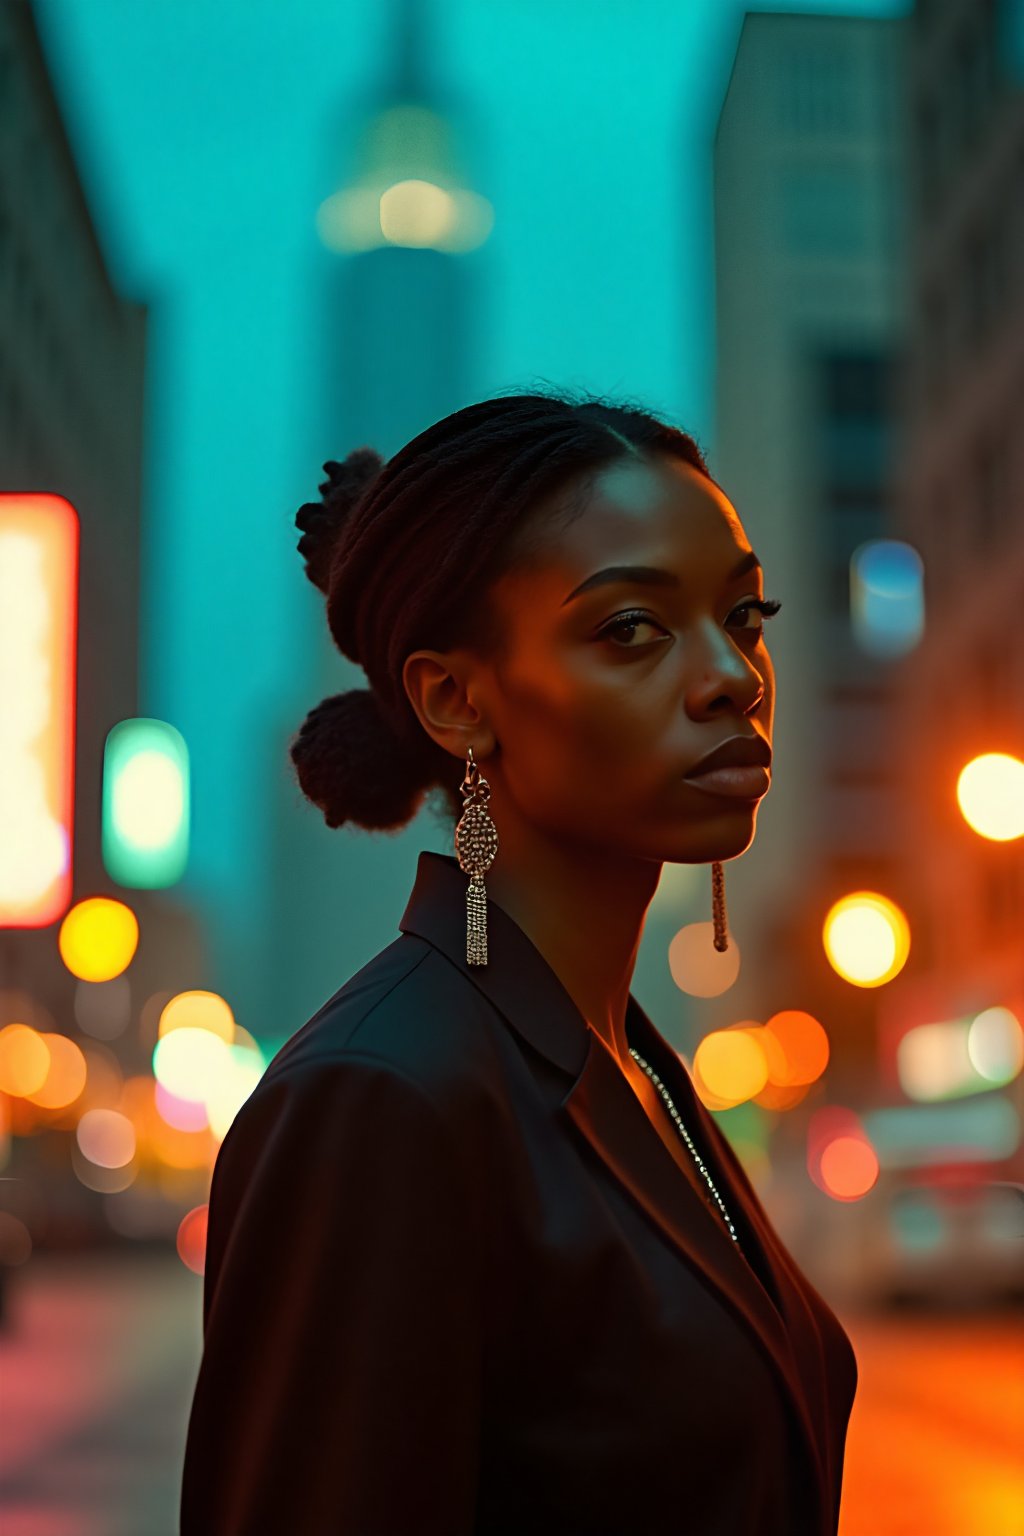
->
[289, 385, 713, 832]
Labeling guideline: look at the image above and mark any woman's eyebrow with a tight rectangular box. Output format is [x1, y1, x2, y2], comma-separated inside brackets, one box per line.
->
[560, 549, 762, 607]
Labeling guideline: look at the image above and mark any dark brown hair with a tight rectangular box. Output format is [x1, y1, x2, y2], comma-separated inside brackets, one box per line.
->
[289, 385, 712, 832]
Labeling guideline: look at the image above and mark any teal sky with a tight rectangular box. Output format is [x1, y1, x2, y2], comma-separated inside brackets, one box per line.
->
[34, 0, 907, 958]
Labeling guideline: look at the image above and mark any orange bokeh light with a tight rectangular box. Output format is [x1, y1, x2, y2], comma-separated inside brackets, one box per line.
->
[177, 1204, 208, 1275]
[24, 1033, 87, 1109]
[819, 1135, 879, 1201]
[0, 1023, 51, 1097]
[762, 1010, 830, 1086]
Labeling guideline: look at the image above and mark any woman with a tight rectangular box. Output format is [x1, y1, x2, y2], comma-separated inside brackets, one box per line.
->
[180, 389, 858, 1535]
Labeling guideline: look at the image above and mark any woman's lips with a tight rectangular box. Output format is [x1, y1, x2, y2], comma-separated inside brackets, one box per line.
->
[682, 765, 771, 799]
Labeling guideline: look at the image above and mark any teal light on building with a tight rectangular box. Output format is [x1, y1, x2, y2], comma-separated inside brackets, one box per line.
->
[102, 718, 189, 887]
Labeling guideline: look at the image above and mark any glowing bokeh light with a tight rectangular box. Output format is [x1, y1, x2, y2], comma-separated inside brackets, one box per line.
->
[314, 103, 494, 255]
[818, 1136, 880, 1200]
[693, 1028, 768, 1107]
[0, 494, 78, 926]
[177, 1204, 209, 1275]
[0, 1023, 51, 1096]
[849, 539, 924, 658]
[147, 1114, 216, 1171]
[102, 718, 190, 886]
[152, 1027, 230, 1102]
[110, 748, 183, 846]
[823, 891, 909, 987]
[72, 1142, 137, 1193]
[155, 1081, 209, 1132]
[761, 1010, 830, 1085]
[897, 1018, 981, 1101]
[863, 1098, 1019, 1166]
[59, 897, 139, 982]
[205, 1045, 264, 1141]
[956, 753, 1024, 842]
[967, 1006, 1024, 1084]
[25, 1032, 87, 1109]
[158, 990, 235, 1044]
[76, 1107, 136, 1168]
[379, 179, 456, 244]
[668, 922, 741, 998]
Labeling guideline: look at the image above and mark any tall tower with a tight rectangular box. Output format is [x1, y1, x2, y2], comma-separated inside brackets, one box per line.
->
[254, 0, 493, 1046]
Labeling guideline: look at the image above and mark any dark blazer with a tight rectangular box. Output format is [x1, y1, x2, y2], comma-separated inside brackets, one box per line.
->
[180, 850, 858, 1536]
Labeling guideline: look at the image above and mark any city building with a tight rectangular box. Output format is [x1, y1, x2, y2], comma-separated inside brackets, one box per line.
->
[713, 11, 908, 1087]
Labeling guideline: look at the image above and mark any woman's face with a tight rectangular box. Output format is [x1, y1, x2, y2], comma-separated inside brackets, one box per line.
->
[476, 451, 776, 866]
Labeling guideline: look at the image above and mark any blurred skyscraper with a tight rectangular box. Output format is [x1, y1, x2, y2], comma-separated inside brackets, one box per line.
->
[878, 0, 1024, 1053]
[258, 0, 493, 1043]
[712, 11, 908, 1085]
[1, 0, 147, 889]
[1, 0, 208, 1238]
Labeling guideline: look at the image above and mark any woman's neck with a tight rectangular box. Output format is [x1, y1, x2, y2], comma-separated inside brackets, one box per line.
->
[481, 829, 661, 1068]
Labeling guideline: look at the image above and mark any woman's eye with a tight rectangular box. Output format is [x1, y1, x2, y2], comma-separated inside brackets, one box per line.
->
[597, 598, 782, 649]
[730, 597, 783, 633]
[597, 611, 667, 647]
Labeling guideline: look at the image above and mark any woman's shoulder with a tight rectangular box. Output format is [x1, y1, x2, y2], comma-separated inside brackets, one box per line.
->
[251, 931, 505, 1117]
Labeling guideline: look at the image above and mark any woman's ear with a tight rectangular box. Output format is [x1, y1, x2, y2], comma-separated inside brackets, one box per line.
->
[401, 649, 497, 763]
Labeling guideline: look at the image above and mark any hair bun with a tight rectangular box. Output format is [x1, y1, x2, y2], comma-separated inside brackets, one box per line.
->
[295, 446, 385, 595]
[289, 686, 429, 831]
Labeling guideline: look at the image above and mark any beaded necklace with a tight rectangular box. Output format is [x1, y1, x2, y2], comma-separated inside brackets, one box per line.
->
[628, 1046, 744, 1250]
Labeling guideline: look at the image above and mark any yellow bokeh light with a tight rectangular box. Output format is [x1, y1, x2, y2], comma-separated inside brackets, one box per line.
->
[205, 1046, 264, 1141]
[158, 990, 235, 1044]
[0, 1023, 51, 1096]
[152, 1027, 230, 1102]
[823, 891, 910, 987]
[956, 753, 1024, 841]
[379, 179, 456, 245]
[693, 1028, 768, 1107]
[59, 897, 139, 982]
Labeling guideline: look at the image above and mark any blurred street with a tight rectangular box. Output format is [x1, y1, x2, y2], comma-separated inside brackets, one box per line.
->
[0, 1250, 1020, 1536]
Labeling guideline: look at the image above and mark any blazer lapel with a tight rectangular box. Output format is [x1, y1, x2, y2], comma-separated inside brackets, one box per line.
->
[399, 851, 829, 1525]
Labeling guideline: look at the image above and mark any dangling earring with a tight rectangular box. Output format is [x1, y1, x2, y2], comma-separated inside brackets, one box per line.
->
[454, 745, 499, 966]
[711, 860, 729, 952]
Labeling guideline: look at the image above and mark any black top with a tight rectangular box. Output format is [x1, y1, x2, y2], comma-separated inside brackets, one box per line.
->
[180, 849, 858, 1535]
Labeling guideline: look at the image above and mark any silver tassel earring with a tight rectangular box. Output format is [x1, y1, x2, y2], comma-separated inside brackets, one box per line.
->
[711, 860, 729, 952]
[454, 745, 499, 965]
